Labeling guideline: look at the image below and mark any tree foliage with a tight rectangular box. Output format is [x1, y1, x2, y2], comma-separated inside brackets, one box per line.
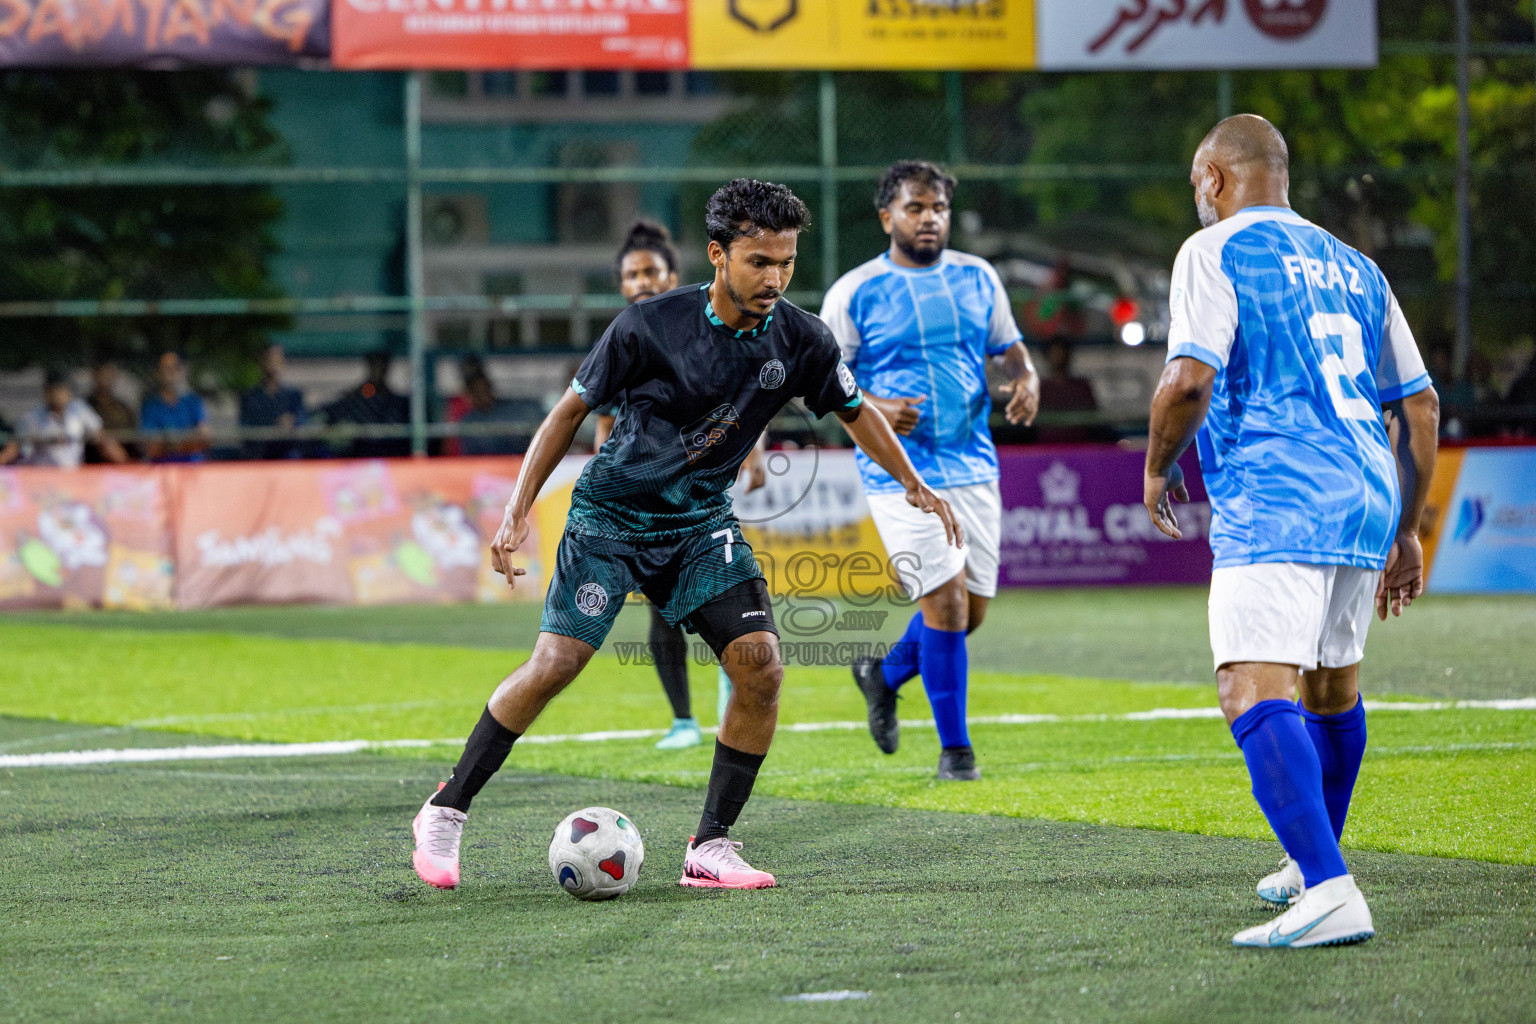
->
[1018, 0, 1536, 354]
[0, 71, 290, 387]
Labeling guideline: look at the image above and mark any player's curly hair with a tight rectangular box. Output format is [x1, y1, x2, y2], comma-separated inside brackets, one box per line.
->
[874, 160, 957, 210]
[616, 219, 680, 277]
[704, 179, 811, 250]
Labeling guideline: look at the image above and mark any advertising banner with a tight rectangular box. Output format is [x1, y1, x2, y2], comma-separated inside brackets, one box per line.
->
[996, 447, 1212, 586]
[331, 0, 690, 70]
[173, 457, 530, 608]
[0, 0, 329, 66]
[688, 0, 1036, 71]
[0, 467, 174, 611]
[1037, 0, 1376, 71]
[1425, 447, 1536, 594]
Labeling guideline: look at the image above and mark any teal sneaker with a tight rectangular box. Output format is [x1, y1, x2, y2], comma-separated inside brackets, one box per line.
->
[655, 718, 702, 750]
[717, 666, 732, 725]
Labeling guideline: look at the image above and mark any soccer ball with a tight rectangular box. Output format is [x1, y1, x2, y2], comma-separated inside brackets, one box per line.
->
[548, 806, 645, 900]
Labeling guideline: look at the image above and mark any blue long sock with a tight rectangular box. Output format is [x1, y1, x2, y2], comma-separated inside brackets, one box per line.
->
[919, 625, 969, 749]
[1301, 696, 1367, 842]
[1231, 699, 1348, 887]
[880, 612, 924, 691]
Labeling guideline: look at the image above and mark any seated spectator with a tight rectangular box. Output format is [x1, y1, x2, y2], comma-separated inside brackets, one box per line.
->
[141, 351, 210, 463]
[458, 373, 540, 456]
[1035, 340, 1108, 444]
[442, 355, 484, 458]
[321, 349, 411, 458]
[0, 370, 128, 468]
[86, 360, 139, 462]
[240, 344, 307, 460]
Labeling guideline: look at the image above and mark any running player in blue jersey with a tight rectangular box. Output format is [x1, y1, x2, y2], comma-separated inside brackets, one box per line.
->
[411, 180, 962, 892]
[1144, 116, 1439, 948]
[821, 161, 1040, 781]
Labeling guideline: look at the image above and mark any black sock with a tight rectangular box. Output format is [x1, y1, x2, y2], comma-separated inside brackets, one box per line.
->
[651, 608, 693, 720]
[695, 740, 766, 845]
[432, 707, 520, 812]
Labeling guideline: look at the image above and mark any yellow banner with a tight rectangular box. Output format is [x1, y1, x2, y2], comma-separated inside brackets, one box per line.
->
[689, 0, 1036, 70]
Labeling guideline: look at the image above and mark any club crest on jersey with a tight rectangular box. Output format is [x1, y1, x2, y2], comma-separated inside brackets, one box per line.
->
[575, 582, 608, 617]
[680, 403, 741, 465]
[759, 359, 786, 389]
[837, 361, 857, 397]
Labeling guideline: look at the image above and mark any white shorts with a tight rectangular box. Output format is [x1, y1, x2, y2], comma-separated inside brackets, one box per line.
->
[1208, 562, 1379, 672]
[865, 481, 1001, 600]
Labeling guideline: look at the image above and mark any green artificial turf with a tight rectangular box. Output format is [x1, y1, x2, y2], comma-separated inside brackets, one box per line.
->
[2, 745, 1533, 1024]
[12, 588, 1536, 699]
[3, 620, 1533, 864]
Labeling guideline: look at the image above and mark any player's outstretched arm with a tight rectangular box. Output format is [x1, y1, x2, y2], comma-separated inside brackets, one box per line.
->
[490, 389, 592, 589]
[1378, 385, 1440, 619]
[838, 402, 963, 548]
[1144, 356, 1216, 539]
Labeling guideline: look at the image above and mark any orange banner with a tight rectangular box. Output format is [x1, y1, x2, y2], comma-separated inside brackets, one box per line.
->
[0, 466, 174, 611]
[173, 457, 539, 608]
[0, 459, 548, 611]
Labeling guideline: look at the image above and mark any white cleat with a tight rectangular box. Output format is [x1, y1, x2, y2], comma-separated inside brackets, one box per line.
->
[1256, 856, 1304, 907]
[412, 784, 466, 890]
[1233, 874, 1375, 948]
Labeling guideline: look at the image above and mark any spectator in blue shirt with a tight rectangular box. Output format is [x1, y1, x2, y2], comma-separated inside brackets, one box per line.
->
[141, 351, 209, 463]
[240, 344, 307, 460]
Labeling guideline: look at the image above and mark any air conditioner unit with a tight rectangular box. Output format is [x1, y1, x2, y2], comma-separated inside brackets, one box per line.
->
[424, 194, 490, 247]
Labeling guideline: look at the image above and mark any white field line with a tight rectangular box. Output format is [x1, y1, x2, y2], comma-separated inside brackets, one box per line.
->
[3, 697, 1533, 769]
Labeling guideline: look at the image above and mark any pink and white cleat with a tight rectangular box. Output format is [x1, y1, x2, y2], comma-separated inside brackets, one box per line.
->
[679, 835, 776, 890]
[412, 784, 466, 890]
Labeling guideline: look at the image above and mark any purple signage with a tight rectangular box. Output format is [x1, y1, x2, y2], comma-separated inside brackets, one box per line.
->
[997, 446, 1213, 587]
[0, 0, 329, 66]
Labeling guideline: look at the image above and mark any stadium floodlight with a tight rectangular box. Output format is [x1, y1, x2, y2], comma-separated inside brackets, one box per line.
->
[1120, 321, 1147, 346]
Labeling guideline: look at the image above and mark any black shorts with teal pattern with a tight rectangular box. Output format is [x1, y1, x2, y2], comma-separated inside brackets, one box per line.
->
[539, 520, 771, 652]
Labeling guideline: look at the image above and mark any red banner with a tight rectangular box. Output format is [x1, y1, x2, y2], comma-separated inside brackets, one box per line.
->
[330, 0, 688, 70]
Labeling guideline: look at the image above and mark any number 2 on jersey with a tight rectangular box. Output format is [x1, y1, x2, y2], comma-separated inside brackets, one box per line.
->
[1308, 312, 1377, 421]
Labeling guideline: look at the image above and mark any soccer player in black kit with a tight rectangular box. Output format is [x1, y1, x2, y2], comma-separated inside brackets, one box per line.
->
[412, 179, 960, 890]
[593, 220, 767, 750]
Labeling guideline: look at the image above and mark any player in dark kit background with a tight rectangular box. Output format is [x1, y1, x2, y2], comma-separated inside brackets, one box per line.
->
[412, 179, 962, 891]
[593, 220, 766, 751]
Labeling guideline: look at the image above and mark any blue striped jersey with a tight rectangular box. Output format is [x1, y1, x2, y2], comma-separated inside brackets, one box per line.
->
[1167, 206, 1431, 570]
[820, 250, 1022, 494]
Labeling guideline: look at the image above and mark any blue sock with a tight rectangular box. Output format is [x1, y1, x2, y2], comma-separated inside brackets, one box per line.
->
[919, 626, 969, 749]
[1231, 699, 1348, 888]
[1301, 696, 1367, 842]
[880, 612, 924, 691]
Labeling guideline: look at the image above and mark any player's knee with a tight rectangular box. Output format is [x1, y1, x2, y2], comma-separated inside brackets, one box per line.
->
[732, 658, 783, 712]
[527, 640, 591, 690]
[922, 580, 969, 632]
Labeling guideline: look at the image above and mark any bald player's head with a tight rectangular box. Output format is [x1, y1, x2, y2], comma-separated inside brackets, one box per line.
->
[1190, 114, 1291, 228]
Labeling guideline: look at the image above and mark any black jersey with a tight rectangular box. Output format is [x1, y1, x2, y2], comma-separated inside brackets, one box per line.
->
[568, 283, 863, 541]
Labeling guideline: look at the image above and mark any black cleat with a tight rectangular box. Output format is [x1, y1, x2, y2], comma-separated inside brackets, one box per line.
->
[937, 745, 980, 781]
[852, 655, 899, 754]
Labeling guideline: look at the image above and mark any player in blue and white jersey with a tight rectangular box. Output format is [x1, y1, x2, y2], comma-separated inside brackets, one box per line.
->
[1144, 116, 1439, 948]
[821, 161, 1040, 781]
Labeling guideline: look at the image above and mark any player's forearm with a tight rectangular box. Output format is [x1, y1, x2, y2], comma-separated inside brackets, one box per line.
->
[996, 341, 1036, 381]
[1392, 385, 1440, 536]
[840, 402, 922, 489]
[1145, 358, 1215, 477]
[507, 391, 590, 518]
